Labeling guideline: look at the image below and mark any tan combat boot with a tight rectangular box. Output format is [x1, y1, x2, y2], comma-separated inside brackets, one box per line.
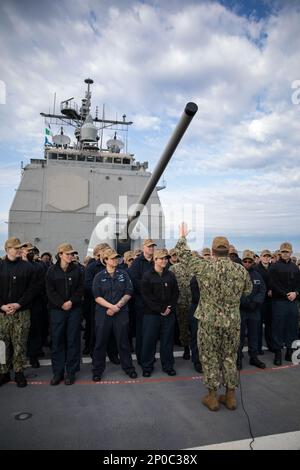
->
[202, 389, 219, 411]
[219, 388, 237, 410]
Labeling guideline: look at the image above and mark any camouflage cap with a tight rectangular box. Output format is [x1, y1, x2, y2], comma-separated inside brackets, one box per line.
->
[4, 237, 22, 250]
[123, 250, 134, 262]
[260, 249, 272, 257]
[229, 245, 238, 255]
[169, 248, 177, 256]
[133, 248, 142, 257]
[242, 250, 255, 261]
[154, 248, 170, 260]
[93, 243, 110, 256]
[102, 248, 120, 261]
[202, 247, 211, 256]
[143, 238, 157, 247]
[19, 241, 34, 250]
[280, 242, 292, 252]
[212, 236, 230, 251]
[57, 243, 75, 254]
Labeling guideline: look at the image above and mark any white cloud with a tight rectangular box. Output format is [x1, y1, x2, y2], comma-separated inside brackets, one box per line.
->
[133, 114, 161, 130]
[160, 167, 300, 241]
[0, 0, 300, 245]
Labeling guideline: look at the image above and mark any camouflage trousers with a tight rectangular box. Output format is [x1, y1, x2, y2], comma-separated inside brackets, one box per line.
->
[176, 304, 191, 347]
[197, 318, 240, 390]
[0, 310, 31, 373]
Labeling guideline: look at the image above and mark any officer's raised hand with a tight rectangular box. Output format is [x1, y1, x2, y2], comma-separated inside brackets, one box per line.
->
[179, 222, 190, 238]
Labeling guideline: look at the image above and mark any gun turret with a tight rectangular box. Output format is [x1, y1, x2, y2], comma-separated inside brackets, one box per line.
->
[116, 102, 198, 253]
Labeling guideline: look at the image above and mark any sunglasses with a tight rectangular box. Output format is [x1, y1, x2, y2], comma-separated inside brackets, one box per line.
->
[243, 259, 253, 264]
[158, 256, 169, 261]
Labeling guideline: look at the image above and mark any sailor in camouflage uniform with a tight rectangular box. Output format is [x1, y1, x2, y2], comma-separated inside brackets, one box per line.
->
[176, 223, 252, 411]
[0, 238, 35, 388]
[169, 261, 192, 359]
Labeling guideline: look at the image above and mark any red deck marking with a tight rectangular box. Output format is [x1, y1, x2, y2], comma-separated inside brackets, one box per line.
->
[7, 363, 298, 386]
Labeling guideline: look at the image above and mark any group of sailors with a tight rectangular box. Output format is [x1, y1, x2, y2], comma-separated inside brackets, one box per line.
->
[0, 233, 299, 407]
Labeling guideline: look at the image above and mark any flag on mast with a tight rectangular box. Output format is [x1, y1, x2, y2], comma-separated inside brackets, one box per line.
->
[44, 121, 53, 146]
[45, 122, 52, 136]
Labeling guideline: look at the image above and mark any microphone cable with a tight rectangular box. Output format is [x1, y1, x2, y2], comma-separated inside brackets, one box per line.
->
[238, 368, 255, 450]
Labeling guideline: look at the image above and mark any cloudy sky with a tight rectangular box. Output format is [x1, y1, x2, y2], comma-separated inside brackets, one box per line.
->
[0, 0, 300, 253]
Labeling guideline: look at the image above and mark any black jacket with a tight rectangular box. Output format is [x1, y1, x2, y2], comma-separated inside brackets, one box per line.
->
[240, 267, 266, 312]
[255, 262, 271, 300]
[0, 257, 36, 312]
[230, 254, 243, 265]
[141, 268, 179, 315]
[46, 262, 84, 310]
[84, 259, 105, 296]
[190, 276, 200, 305]
[128, 254, 154, 306]
[269, 259, 300, 301]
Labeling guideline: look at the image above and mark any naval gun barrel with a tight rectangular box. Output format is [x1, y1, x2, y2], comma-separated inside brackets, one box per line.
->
[124, 102, 198, 241]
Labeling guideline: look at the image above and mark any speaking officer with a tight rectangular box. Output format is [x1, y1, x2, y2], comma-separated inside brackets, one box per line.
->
[141, 249, 179, 377]
[176, 224, 252, 412]
[239, 250, 266, 370]
[92, 248, 137, 381]
[269, 242, 300, 366]
[0, 238, 35, 388]
[46, 243, 84, 386]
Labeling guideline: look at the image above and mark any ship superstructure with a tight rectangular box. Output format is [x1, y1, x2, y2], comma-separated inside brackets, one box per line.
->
[8, 79, 165, 258]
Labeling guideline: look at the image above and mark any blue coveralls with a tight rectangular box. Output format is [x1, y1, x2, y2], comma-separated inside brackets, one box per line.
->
[92, 268, 135, 375]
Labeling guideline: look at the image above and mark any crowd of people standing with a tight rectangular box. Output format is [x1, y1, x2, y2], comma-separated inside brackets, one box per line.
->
[0, 231, 299, 412]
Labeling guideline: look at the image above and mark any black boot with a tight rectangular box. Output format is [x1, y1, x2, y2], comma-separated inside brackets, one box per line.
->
[274, 349, 282, 366]
[182, 346, 190, 360]
[15, 372, 27, 388]
[194, 362, 203, 373]
[285, 348, 293, 362]
[249, 356, 266, 369]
